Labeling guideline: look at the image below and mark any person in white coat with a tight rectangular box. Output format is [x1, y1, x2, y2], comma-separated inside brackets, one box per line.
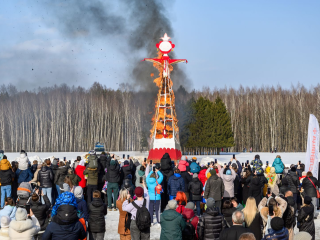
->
[218, 164, 236, 199]
[9, 207, 40, 240]
[0, 216, 11, 240]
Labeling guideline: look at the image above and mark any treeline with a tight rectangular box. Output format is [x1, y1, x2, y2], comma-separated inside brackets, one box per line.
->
[0, 83, 318, 152]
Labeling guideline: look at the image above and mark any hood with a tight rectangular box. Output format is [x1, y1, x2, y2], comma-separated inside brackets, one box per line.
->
[41, 166, 48, 172]
[109, 164, 117, 170]
[162, 209, 180, 221]
[199, 169, 207, 175]
[173, 173, 181, 179]
[206, 207, 219, 216]
[191, 177, 200, 183]
[182, 208, 195, 219]
[274, 158, 282, 164]
[9, 219, 34, 233]
[76, 164, 86, 171]
[223, 174, 234, 182]
[148, 176, 156, 184]
[160, 153, 172, 171]
[270, 167, 276, 174]
[91, 198, 104, 207]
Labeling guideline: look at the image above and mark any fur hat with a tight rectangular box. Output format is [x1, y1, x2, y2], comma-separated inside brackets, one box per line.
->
[186, 202, 195, 210]
[1, 215, 10, 228]
[167, 200, 177, 210]
[271, 217, 284, 231]
[15, 207, 28, 221]
[134, 187, 144, 197]
[206, 198, 215, 208]
[193, 173, 198, 178]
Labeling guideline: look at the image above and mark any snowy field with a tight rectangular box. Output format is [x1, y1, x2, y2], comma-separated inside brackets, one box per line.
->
[4, 151, 320, 239]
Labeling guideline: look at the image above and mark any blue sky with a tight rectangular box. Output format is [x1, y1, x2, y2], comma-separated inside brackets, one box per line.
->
[0, 0, 319, 91]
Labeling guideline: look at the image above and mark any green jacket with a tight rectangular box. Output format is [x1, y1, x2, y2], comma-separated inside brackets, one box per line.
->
[83, 168, 98, 186]
[67, 173, 81, 186]
[160, 209, 186, 240]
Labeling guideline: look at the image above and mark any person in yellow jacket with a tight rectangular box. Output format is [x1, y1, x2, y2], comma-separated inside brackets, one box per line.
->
[0, 156, 12, 171]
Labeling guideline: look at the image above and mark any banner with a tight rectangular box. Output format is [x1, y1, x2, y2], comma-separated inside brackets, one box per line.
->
[305, 114, 319, 179]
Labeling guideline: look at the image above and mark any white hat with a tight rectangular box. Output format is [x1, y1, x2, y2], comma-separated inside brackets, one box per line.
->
[15, 207, 28, 221]
[1, 216, 10, 228]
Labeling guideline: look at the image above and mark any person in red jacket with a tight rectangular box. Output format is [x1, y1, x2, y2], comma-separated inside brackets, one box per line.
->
[182, 202, 199, 239]
[198, 165, 207, 189]
[75, 160, 87, 188]
[175, 191, 187, 214]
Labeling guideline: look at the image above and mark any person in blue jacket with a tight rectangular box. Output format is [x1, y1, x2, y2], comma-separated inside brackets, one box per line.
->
[15, 167, 33, 184]
[146, 168, 163, 226]
[190, 157, 200, 174]
[272, 155, 285, 174]
[168, 169, 185, 200]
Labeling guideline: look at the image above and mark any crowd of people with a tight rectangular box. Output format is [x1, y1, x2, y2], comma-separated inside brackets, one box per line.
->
[0, 150, 318, 240]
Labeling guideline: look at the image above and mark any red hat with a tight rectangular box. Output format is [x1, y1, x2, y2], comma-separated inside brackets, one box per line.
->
[134, 187, 144, 198]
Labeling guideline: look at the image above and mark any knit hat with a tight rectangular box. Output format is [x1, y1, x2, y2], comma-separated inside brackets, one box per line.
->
[73, 186, 83, 199]
[304, 196, 312, 205]
[210, 169, 216, 176]
[271, 217, 284, 231]
[16, 207, 28, 221]
[192, 157, 197, 160]
[181, 156, 187, 161]
[124, 160, 129, 165]
[293, 232, 312, 240]
[186, 202, 195, 210]
[110, 160, 116, 165]
[1, 216, 10, 228]
[134, 187, 144, 197]
[206, 198, 215, 208]
[226, 170, 231, 175]
[167, 200, 177, 210]
[291, 166, 296, 172]
[193, 173, 198, 178]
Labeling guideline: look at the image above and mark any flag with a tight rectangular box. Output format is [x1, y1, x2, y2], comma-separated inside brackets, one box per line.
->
[305, 114, 319, 179]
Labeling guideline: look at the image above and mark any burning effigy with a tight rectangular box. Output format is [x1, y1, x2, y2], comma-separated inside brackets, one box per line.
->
[143, 33, 187, 161]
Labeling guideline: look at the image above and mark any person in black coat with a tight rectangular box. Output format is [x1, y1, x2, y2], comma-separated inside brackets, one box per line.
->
[37, 164, 54, 204]
[0, 166, 15, 208]
[243, 197, 263, 240]
[284, 167, 299, 202]
[197, 198, 226, 240]
[31, 160, 38, 174]
[180, 165, 192, 201]
[54, 162, 68, 195]
[297, 196, 315, 240]
[241, 169, 251, 205]
[221, 200, 237, 227]
[121, 174, 135, 197]
[121, 160, 133, 182]
[188, 173, 203, 216]
[248, 176, 263, 206]
[219, 210, 253, 240]
[160, 153, 174, 212]
[42, 204, 86, 240]
[88, 190, 107, 240]
[301, 171, 319, 216]
[29, 190, 51, 231]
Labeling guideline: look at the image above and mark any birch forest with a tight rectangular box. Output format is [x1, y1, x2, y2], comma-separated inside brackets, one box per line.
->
[0, 82, 319, 152]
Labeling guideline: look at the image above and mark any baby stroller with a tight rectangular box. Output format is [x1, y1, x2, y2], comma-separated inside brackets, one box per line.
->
[16, 182, 33, 207]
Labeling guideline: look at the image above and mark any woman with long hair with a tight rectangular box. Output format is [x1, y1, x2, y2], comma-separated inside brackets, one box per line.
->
[116, 189, 131, 240]
[61, 176, 74, 193]
[241, 169, 251, 205]
[175, 191, 187, 214]
[242, 197, 263, 240]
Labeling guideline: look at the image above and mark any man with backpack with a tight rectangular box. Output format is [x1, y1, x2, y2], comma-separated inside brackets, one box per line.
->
[160, 199, 186, 240]
[122, 186, 151, 240]
[182, 202, 199, 240]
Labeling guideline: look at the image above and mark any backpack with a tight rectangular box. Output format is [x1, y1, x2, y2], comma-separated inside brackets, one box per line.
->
[182, 217, 195, 240]
[88, 155, 98, 169]
[132, 199, 151, 231]
[191, 181, 202, 195]
[155, 180, 163, 195]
